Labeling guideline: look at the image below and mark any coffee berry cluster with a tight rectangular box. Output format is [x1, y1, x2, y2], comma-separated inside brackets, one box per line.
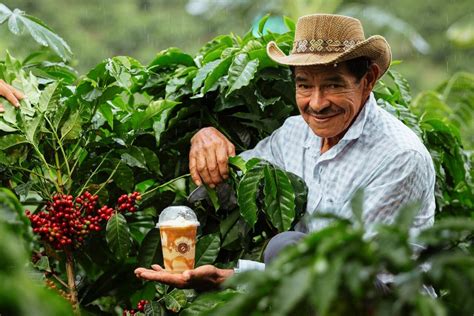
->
[26, 191, 141, 250]
[117, 191, 141, 213]
[123, 300, 149, 315]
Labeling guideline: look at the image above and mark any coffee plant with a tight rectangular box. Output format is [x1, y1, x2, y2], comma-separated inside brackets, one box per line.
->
[0, 5, 473, 316]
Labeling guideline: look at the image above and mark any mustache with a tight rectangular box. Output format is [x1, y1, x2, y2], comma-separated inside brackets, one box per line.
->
[305, 106, 342, 116]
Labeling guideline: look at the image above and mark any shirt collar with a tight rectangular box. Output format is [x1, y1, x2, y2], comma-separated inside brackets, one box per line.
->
[303, 92, 376, 148]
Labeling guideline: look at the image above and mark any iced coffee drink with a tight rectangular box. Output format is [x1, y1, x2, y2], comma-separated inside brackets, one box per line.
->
[157, 206, 199, 273]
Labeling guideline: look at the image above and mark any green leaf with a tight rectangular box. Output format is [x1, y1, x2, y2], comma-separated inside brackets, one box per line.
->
[144, 301, 163, 316]
[33, 256, 51, 272]
[0, 120, 17, 132]
[195, 233, 221, 267]
[310, 256, 344, 316]
[140, 147, 163, 177]
[192, 59, 221, 93]
[263, 166, 296, 232]
[120, 147, 147, 169]
[237, 162, 265, 227]
[226, 54, 259, 97]
[204, 185, 220, 211]
[135, 179, 156, 193]
[155, 283, 168, 296]
[270, 267, 312, 316]
[202, 57, 232, 94]
[0, 5, 73, 61]
[286, 171, 308, 220]
[38, 81, 59, 113]
[180, 289, 239, 316]
[25, 114, 43, 145]
[60, 109, 81, 140]
[106, 213, 131, 260]
[388, 69, 412, 105]
[283, 16, 296, 32]
[258, 14, 270, 35]
[163, 288, 187, 313]
[148, 47, 195, 69]
[0, 187, 31, 243]
[113, 163, 134, 192]
[1, 102, 17, 124]
[137, 228, 163, 268]
[219, 209, 241, 247]
[99, 103, 113, 128]
[0, 134, 28, 150]
[228, 156, 247, 173]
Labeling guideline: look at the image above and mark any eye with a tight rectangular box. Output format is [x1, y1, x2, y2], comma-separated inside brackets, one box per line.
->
[327, 83, 341, 89]
[297, 83, 310, 89]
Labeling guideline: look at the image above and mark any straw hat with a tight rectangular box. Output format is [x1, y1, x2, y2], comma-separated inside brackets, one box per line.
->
[267, 14, 392, 79]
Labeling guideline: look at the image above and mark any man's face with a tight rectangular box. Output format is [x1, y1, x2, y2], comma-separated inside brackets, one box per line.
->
[294, 63, 374, 139]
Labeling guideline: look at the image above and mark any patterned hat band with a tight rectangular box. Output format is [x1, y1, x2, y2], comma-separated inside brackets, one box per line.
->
[292, 39, 363, 53]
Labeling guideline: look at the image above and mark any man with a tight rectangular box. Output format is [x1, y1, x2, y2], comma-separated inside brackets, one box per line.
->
[0, 79, 23, 112]
[135, 14, 435, 290]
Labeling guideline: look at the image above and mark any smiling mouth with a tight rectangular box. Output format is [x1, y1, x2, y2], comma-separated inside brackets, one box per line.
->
[311, 111, 343, 120]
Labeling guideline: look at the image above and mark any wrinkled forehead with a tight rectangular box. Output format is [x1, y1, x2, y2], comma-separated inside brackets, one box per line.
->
[294, 63, 351, 79]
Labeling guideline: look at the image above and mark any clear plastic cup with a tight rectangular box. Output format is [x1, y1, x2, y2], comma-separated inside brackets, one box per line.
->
[156, 206, 200, 273]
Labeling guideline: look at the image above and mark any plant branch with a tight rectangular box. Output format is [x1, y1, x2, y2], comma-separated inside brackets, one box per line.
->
[45, 115, 72, 179]
[51, 273, 69, 289]
[141, 173, 190, 198]
[54, 142, 64, 189]
[77, 152, 112, 197]
[92, 159, 121, 196]
[65, 251, 80, 315]
[31, 143, 62, 193]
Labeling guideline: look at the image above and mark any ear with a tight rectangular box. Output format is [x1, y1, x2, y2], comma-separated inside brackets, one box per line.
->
[363, 63, 380, 93]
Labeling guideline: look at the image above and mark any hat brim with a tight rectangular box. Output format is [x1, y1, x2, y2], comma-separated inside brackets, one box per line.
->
[267, 35, 391, 79]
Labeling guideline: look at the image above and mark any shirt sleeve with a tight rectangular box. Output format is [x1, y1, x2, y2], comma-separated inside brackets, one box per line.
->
[236, 259, 266, 272]
[238, 117, 298, 168]
[356, 149, 436, 235]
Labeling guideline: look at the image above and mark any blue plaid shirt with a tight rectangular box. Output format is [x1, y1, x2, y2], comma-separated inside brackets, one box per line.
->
[237, 93, 436, 271]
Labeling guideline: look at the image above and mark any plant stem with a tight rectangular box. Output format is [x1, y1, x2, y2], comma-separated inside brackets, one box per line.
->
[77, 151, 111, 197]
[92, 159, 121, 196]
[65, 251, 80, 315]
[45, 116, 72, 179]
[31, 143, 62, 193]
[54, 143, 64, 190]
[51, 273, 69, 289]
[141, 173, 190, 198]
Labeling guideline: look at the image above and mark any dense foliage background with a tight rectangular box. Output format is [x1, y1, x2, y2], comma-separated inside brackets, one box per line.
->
[0, 3, 473, 316]
[0, 0, 473, 94]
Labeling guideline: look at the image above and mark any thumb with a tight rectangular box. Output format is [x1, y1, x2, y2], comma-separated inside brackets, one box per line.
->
[151, 264, 164, 271]
[182, 270, 193, 281]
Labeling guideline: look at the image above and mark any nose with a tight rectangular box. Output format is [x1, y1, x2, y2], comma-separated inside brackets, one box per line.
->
[308, 88, 330, 112]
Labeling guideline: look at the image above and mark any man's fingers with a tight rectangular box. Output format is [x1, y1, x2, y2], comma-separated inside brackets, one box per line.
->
[182, 270, 193, 281]
[204, 149, 223, 185]
[196, 153, 214, 187]
[151, 264, 164, 271]
[227, 142, 236, 157]
[216, 146, 229, 180]
[3, 90, 19, 107]
[0, 104, 4, 112]
[134, 266, 187, 287]
[11, 86, 24, 100]
[189, 155, 202, 186]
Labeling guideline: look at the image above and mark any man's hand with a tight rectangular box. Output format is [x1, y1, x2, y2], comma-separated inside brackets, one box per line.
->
[0, 79, 24, 112]
[134, 264, 234, 291]
[189, 127, 235, 188]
